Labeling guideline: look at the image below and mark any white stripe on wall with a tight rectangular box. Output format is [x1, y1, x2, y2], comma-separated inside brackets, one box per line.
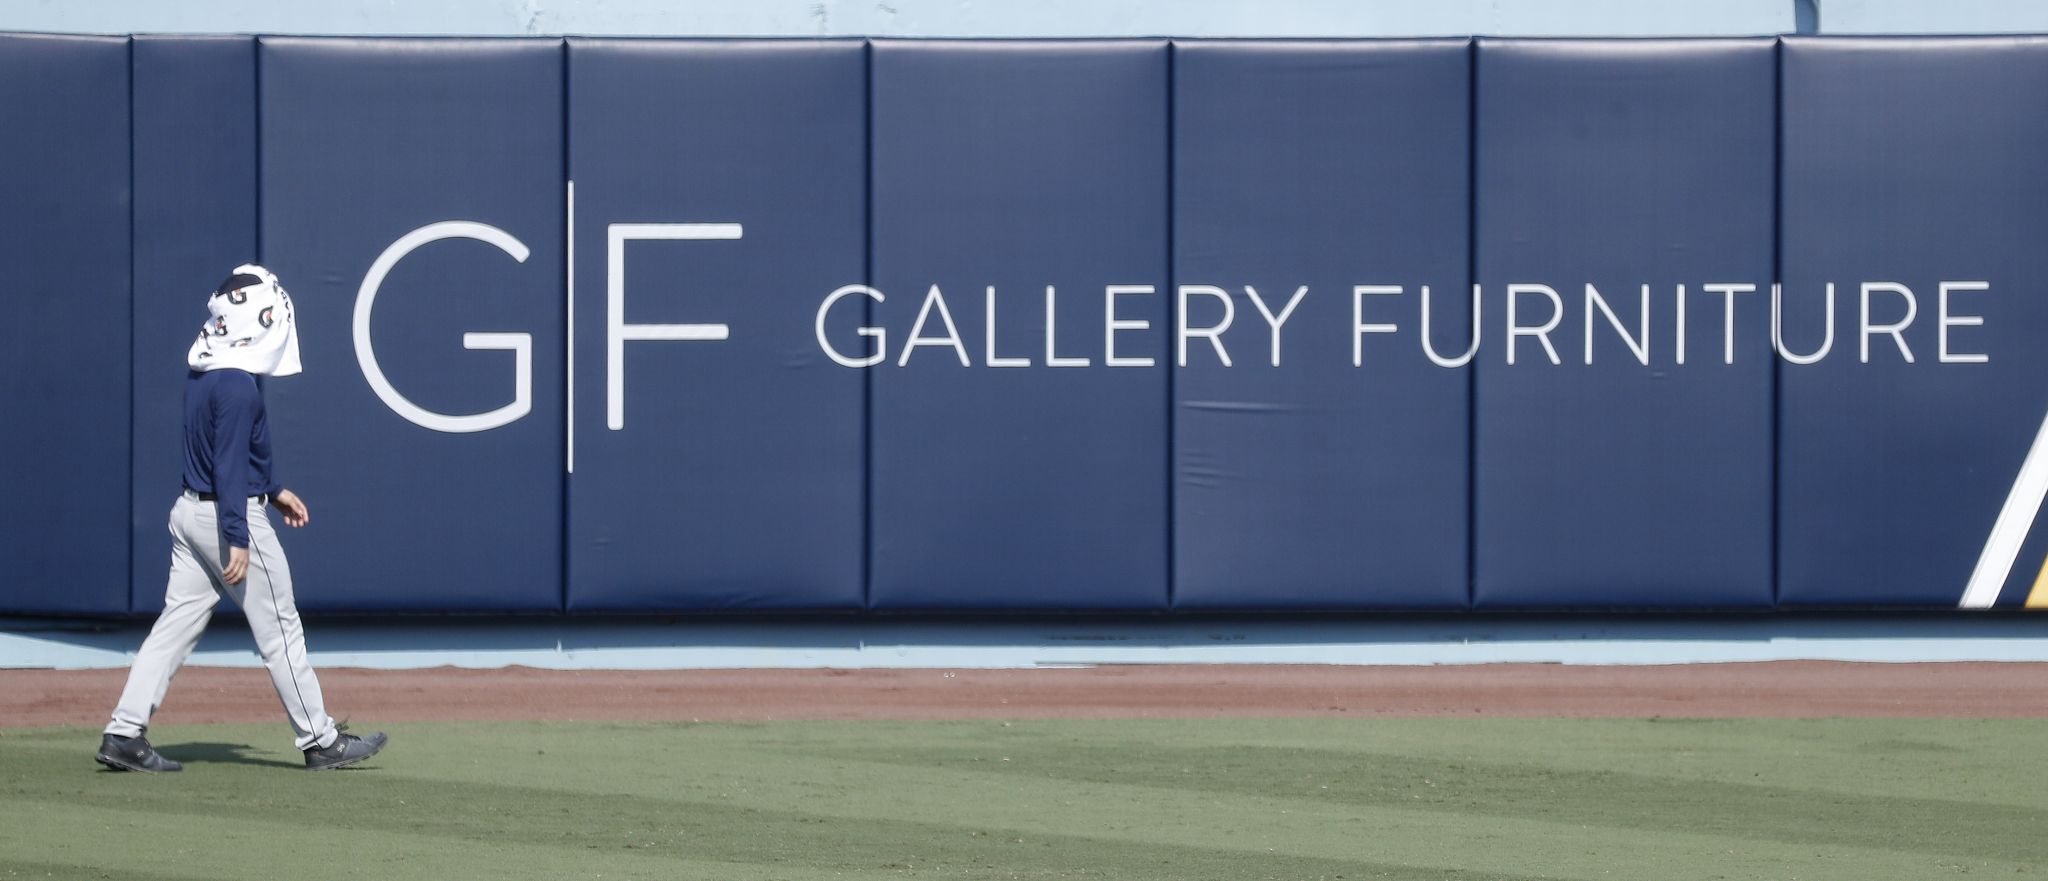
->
[1961, 408, 2048, 608]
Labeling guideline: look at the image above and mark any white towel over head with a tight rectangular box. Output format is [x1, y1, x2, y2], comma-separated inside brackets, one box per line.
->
[187, 264, 302, 377]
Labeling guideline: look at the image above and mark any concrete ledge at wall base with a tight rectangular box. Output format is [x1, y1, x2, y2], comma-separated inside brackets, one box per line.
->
[8, 614, 2048, 670]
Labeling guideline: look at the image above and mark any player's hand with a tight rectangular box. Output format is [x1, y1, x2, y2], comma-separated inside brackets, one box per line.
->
[272, 490, 309, 528]
[224, 546, 250, 585]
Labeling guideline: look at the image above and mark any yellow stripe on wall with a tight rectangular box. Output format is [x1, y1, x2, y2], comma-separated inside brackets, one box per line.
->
[2026, 555, 2048, 608]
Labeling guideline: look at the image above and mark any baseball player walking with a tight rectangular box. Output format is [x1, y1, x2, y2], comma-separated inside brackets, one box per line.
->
[97, 265, 387, 773]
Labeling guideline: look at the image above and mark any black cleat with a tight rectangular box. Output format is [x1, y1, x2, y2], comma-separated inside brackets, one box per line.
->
[304, 731, 388, 771]
[95, 733, 183, 773]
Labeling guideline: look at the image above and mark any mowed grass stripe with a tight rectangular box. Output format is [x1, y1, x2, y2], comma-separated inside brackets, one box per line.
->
[1151, 718, 2047, 808]
[826, 736, 2048, 863]
[2, 726, 1543, 881]
[0, 860, 217, 881]
[715, 717, 2048, 860]
[658, 729, 2027, 881]
[5, 719, 2045, 881]
[0, 795, 919, 881]
[344, 725, 1794, 880]
[7, 721, 2033, 880]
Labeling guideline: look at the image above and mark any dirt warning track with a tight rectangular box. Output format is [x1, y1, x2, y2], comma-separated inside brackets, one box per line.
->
[5, 661, 2048, 727]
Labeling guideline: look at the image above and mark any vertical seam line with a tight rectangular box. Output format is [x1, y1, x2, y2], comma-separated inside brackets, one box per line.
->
[1164, 40, 1178, 612]
[561, 38, 572, 615]
[126, 36, 138, 616]
[253, 37, 263, 263]
[1770, 38, 1785, 608]
[862, 39, 875, 611]
[1465, 39, 1480, 611]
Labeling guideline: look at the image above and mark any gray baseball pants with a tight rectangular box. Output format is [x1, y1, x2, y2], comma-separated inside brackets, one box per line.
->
[106, 491, 339, 751]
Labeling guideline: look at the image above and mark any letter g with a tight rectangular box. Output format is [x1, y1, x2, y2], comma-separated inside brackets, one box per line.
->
[354, 221, 533, 433]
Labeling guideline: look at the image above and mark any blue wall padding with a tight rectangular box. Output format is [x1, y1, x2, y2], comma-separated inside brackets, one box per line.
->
[130, 36, 258, 615]
[15, 33, 2048, 617]
[1471, 39, 1777, 608]
[1777, 37, 2048, 607]
[866, 40, 1172, 610]
[0, 35, 131, 615]
[1170, 40, 1473, 610]
[258, 38, 564, 611]
[564, 40, 867, 611]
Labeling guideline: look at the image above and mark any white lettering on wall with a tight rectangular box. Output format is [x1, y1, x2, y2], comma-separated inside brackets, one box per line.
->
[355, 220, 534, 434]
[606, 223, 738, 430]
[1860, 281, 1918, 364]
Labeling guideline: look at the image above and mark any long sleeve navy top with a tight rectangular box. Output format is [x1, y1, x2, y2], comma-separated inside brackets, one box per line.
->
[182, 369, 281, 549]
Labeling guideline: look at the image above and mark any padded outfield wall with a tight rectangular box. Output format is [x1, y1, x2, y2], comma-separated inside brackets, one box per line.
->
[4, 33, 2047, 616]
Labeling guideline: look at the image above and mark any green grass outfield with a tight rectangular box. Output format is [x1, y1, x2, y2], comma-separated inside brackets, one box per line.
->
[2, 718, 2043, 880]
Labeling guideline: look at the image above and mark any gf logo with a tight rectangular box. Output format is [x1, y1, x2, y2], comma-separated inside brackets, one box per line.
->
[352, 201, 736, 436]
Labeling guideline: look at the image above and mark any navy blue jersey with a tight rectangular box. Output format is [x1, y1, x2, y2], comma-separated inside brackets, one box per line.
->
[182, 369, 280, 548]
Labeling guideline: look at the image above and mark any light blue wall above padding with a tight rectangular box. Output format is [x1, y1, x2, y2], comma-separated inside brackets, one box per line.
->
[11, 0, 2048, 38]
[0, 0, 1798, 37]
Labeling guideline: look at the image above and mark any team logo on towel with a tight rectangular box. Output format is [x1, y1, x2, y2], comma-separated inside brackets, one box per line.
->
[211, 317, 229, 336]
[215, 272, 264, 305]
[259, 306, 275, 328]
[230, 337, 253, 348]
